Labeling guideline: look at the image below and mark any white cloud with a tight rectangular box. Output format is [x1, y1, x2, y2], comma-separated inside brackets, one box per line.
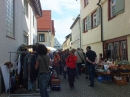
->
[54, 17, 73, 44]
[40, 0, 80, 14]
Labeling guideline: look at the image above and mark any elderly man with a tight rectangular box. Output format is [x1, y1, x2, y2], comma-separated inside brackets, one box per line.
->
[75, 48, 85, 76]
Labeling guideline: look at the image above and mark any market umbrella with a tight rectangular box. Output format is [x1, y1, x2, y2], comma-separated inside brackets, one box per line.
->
[46, 46, 57, 52]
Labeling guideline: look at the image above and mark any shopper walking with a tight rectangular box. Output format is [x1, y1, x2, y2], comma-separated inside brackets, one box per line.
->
[61, 51, 67, 79]
[75, 48, 85, 76]
[35, 44, 50, 97]
[66, 49, 77, 90]
[86, 46, 97, 87]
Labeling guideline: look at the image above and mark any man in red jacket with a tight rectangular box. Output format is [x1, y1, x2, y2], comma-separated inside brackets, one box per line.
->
[66, 49, 77, 90]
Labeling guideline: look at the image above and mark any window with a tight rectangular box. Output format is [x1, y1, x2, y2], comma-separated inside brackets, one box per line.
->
[84, 0, 89, 7]
[106, 40, 127, 61]
[92, 12, 97, 28]
[24, 0, 28, 17]
[84, 18, 87, 31]
[23, 34, 28, 45]
[6, 0, 14, 38]
[39, 34, 45, 42]
[108, 0, 125, 20]
[110, 0, 116, 18]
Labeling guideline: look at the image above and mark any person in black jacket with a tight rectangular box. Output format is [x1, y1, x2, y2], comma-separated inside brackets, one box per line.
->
[86, 46, 97, 87]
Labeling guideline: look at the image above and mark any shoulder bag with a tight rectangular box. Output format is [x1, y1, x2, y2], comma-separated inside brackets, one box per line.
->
[41, 56, 50, 73]
[77, 51, 84, 64]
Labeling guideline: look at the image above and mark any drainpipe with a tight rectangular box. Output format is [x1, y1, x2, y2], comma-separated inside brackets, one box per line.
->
[97, 0, 104, 56]
[97, 0, 103, 42]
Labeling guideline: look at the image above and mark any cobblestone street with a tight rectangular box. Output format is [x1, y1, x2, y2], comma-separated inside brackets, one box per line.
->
[1, 75, 130, 97]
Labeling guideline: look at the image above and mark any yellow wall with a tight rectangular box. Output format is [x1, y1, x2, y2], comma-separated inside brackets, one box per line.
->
[82, 42, 103, 59]
[80, 0, 103, 56]
[62, 37, 71, 50]
[80, 0, 130, 61]
[103, 0, 130, 40]
[50, 34, 54, 47]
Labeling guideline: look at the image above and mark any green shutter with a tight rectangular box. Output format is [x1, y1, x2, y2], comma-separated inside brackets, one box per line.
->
[96, 8, 101, 26]
[82, 20, 84, 33]
[115, 0, 125, 15]
[87, 16, 89, 30]
[88, 15, 91, 30]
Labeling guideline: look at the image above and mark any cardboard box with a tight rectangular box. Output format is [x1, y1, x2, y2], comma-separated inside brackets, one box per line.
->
[51, 85, 61, 91]
[114, 76, 127, 85]
[51, 79, 60, 85]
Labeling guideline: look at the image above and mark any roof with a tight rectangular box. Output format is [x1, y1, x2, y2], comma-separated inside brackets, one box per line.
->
[52, 20, 55, 36]
[70, 14, 80, 29]
[38, 10, 52, 31]
[32, 0, 42, 17]
[65, 33, 71, 39]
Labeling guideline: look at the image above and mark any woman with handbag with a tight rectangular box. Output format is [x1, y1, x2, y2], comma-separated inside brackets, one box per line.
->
[35, 44, 50, 97]
[66, 49, 77, 90]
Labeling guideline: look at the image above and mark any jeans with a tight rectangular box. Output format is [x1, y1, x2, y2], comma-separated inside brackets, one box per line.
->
[39, 73, 50, 97]
[77, 63, 82, 75]
[28, 81, 35, 90]
[88, 65, 95, 86]
[67, 67, 76, 88]
[63, 66, 67, 78]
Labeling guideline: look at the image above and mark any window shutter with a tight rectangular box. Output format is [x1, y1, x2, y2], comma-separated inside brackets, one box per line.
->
[96, 8, 101, 26]
[82, 20, 84, 33]
[115, 0, 125, 15]
[88, 15, 91, 30]
[87, 16, 89, 30]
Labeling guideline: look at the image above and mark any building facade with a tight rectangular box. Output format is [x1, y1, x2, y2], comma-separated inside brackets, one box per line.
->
[70, 15, 81, 49]
[62, 34, 72, 50]
[0, 0, 42, 93]
[80, 0, 130, 61]
[37, 10, 55, 47]
[54, 38, 62, 50]
[0, 0, 42, 66]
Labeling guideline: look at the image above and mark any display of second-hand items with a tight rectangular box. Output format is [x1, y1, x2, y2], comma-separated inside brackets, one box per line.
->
[96, 59, 130, 85]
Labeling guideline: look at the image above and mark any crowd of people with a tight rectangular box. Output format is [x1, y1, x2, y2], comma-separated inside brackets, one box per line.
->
[35, 44, 98, 97]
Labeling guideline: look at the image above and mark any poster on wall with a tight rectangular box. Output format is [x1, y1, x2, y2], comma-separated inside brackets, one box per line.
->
[0, 65, 10, 92]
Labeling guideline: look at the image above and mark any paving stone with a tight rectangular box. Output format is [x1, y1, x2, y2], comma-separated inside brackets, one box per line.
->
[1, 75, 130, 97]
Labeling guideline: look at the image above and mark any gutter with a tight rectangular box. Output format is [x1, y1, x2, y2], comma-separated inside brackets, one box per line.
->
[97, 0, 103, 42]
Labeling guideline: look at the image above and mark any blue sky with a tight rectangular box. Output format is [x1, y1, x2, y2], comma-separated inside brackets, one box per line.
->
[40, 0, 80, 44]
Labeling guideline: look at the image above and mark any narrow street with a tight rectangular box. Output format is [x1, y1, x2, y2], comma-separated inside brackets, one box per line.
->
[1, 74, 130, 97]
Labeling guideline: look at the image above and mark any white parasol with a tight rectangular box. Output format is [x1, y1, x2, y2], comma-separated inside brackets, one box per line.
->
[46, 46, 57, 52]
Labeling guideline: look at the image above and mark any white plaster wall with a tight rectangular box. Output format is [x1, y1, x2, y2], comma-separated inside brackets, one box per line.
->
[71, 19, 80, 49]
[0, 0, 38, 66]
[54, 38, 62, 49]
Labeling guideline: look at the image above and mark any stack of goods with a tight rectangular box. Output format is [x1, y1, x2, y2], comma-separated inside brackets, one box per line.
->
[51, 79, 61, 91]
[50, 68, 61, 91]
[114, 76, 127, 85]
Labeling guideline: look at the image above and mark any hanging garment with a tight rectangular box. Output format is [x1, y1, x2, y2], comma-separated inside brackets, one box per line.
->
[30, 52, 38, 82]
[17, 55, 21, 75]
[19, 53, 26, 85]
[23, 55, 29, 80]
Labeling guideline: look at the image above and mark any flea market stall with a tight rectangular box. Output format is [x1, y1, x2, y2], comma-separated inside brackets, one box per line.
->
[96, 60, 130, 85]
